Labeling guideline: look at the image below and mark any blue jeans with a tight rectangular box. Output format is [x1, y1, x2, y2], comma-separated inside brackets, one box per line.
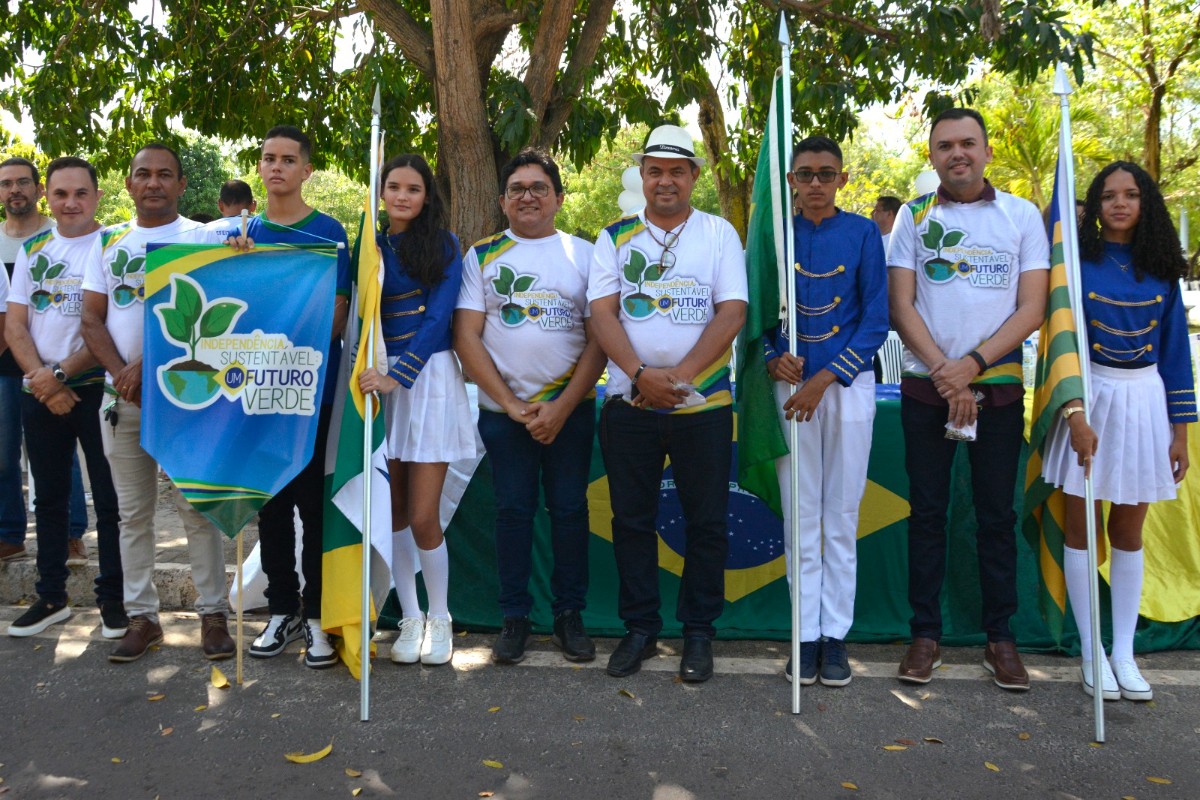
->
[599, 400, 732, 639]
[901, 394, 1024, 642]
[0, 374, 90, 544]
[21, 386, 122, 606]
[477, 400, 594, 618]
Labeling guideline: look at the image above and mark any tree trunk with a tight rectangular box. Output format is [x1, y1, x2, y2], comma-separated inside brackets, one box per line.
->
[429, 0, 503, 248]
[696, 74, 750, 242]
[1144, 84, 1163, 183]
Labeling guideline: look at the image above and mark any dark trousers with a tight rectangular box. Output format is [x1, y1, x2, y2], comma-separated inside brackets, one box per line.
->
[478, 400, 594, 618]
[21, 386, 122, 607]
[901, 394, 1024, 642]
[599, 400, 731, 638]
[258, 403, 332, 618]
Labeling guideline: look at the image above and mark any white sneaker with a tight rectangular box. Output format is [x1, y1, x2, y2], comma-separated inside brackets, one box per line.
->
[249, 614, 303, 658]
[1111, 657, 1153, 701]
[421, 616, 453, 665]
[391, 616, 424, 664]
[302, 618, 339, 669]
[1080, 658, 1120, 701]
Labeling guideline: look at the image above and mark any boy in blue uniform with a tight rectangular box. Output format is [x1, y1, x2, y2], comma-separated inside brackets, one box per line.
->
[230, 126, 350, 668]
[764, 136, 888, 686]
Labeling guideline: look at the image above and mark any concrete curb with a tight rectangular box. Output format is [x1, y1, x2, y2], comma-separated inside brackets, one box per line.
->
[0, 558, 235, 609]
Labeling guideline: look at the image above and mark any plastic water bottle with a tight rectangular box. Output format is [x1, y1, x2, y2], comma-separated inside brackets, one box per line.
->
[1022, 338, 1037, 387]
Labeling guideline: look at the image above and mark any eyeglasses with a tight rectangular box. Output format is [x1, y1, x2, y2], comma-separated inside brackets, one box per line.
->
[791, 170, 841, 184]
[0, 178, 35, 190]
[505, 182, 552, 200]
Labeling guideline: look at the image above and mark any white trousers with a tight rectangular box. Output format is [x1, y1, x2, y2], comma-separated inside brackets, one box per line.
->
[774, 373, 875, 641]
[100, 396, 229, 621]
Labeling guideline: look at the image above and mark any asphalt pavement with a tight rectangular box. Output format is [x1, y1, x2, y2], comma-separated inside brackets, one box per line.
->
[2, 607, 1198, 799]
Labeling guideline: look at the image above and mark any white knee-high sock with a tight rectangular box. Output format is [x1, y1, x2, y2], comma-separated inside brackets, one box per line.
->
[1064, 546, 1098, 659]
[1109, 547, 1144, 663]
[391, 527, 422, 620]
[418, 540, 450, 619]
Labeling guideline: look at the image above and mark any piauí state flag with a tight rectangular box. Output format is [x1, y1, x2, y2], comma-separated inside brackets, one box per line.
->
[735, 70, 790, 517]
[1021, 137, 1086, 645]
[322, 201, 391, 679]
[142, 243, 337, 536]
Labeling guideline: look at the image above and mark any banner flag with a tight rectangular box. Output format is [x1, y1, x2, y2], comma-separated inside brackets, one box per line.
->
[1021, 142, 1086, 644]
[142, 243, 337, 537]
[734, 71, 790, 517]
[322, 205, 391, 679]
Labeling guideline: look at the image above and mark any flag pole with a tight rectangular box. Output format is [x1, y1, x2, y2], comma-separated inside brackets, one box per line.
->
[236, 208, 249, 687]
[778, 10, 801, 716]
[360, 85, 382, 723]
[1054, 63, 1103, 743]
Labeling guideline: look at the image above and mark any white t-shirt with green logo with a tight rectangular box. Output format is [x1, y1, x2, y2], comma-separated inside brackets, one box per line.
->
[83, 216, 219, 387]
[457, 229, 593, 412]
[888, 189, 1049, 375]
[9, 227, 102, 370]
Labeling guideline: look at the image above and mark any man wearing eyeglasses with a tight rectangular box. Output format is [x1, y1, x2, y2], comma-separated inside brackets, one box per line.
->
[0, 158, 56, 562]
[455, 147, 606, 666]
[764, 136, 888, 687]
[587, 124, 747, 683]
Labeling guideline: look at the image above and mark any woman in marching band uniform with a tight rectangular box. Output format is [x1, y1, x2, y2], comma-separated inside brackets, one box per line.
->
[1043, 161, 1195, 701]
[358, 154, 475, 667]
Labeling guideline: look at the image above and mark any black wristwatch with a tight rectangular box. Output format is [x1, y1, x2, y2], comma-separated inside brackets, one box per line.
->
[50, 363, 68, 383]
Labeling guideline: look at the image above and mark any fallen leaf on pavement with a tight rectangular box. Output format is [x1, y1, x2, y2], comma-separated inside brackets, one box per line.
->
[923, 737, 943, 744]
[111, 758, 122, 764]
[882, 745, 907, 752]
[482, 760, 504, 769]
[1146, 777, 1172, 785]
[1017, 733, 1031, 741]
[985, 762, 1000, 772]
[573, 715, 585, 721]
[479, 793, 495, 798]
[618, 689, 636, 699]
[194, 705, 207, 712]
[488, 707, 500, 713]
[161, 728, 174, 737]
[272, 714, 281, 719]
[284, 740, 334, 764]
[351, 789, 362, 797]
[895, 739, 916, 746]
[345, 769, 362, 778]
[1089, 742, 1103, 748]
[211, 667, 229, 689]
[148, 694, 165, 702]
[841, 781, 858, 790]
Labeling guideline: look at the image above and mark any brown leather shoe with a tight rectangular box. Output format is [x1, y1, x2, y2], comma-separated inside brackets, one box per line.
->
[66, 537, 88, 565]
[898, 637, 942, 684]
[109, 616, 164, 663]
[201, 613, 235, 660]
[0, 542, 27, 562]
[984, 640, 1030, 690]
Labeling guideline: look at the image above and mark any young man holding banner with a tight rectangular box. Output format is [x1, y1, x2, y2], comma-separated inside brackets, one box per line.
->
[81, 143, 234, 662]
[229, 125, 350, 669]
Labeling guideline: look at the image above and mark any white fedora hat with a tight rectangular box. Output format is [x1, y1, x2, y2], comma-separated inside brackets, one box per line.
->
[632, 124, 706, 167]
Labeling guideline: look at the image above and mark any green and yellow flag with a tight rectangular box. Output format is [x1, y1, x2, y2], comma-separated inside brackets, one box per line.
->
[1021, 143, 1085, 644]
[322, 198, 390, 679]
[734, 71, 791, 517]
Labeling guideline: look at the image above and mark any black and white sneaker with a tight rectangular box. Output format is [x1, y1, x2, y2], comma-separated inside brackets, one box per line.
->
[249, 614, 303, 658]
[302, 618, 339, 669]
[100, 602, 130, 639]
[9, 599, 71, 637]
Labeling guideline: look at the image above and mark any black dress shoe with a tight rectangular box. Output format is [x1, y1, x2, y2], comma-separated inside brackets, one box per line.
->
[679, 635, 713, 683]
[606, 632, 658, 677]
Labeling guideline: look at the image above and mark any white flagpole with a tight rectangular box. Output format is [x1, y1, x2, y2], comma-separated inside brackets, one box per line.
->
[1054, 63, 1103, 743]
[778, 11, 801, 716]
[236, 208, 249, 687]
[360, 85, 382, 723]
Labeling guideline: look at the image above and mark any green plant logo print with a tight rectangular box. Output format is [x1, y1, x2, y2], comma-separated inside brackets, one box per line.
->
[920, 220, 970, 283]
[492, 265, 539, 326]
[108, 248, 146, 307]
[155, 275, 246, 408]
[620, 248, 671, 318]
[27, 252, 69, 312]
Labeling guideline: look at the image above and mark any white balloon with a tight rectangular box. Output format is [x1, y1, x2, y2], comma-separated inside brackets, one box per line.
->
[617, 189, 645, 214]
[621, 166, 642, 193]
[914, 169, 939, 197]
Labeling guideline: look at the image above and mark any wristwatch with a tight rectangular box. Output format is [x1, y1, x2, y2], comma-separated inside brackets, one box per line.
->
[1061, 405, 1085, 421]
[50, 363, 68, 383]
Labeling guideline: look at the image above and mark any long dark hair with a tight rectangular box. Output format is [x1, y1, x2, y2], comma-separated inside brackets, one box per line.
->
[1079, 161, 1186, 282]
[380, 154, 452, 288]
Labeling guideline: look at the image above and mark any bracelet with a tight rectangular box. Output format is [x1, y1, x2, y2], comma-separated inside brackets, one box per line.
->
[1062, 405, 1086, 421]
[966, 350, 988, 372]
[631, 363, 647, 386]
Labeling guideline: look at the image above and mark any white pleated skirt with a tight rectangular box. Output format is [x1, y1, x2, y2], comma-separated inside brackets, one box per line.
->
[383, 350, 476, 464]
[1041, 363, 1178, 505]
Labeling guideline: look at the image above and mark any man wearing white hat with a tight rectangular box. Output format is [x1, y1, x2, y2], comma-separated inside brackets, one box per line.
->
[587, 124, 747, 683]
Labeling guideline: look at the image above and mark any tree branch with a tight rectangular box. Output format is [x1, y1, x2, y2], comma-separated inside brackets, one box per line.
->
[768, 0, 898, 43]
[537, 0, 617, 148]
[523, 0, 575, 139]
[359, 0, 434, 75]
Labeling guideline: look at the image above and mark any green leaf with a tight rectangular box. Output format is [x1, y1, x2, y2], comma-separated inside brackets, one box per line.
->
[157, 307, 191, 345]
[512, 275, 536, 294]
[644, 262, 668, 282]
[920, 219, 944, 251]
[173, 277, 204, 329]
[45, 262, 67, 281]
[492, 265, 515, 297]
[30, 253, 49, 284]
[623, 249, 646, 285]
[198, 302, 242, 338]
[942, 230, 966, 248]
[126, 254, 145, 277]
[110, 249, 128, 278]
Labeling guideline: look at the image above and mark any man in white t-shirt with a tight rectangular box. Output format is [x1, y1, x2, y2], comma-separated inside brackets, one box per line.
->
[888, 108, 1049, 691]
[4, 157, 126, 639]
[455, 148, 606, 666]
[587, 125, 747, 683]
[81, 143, 233, 663]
